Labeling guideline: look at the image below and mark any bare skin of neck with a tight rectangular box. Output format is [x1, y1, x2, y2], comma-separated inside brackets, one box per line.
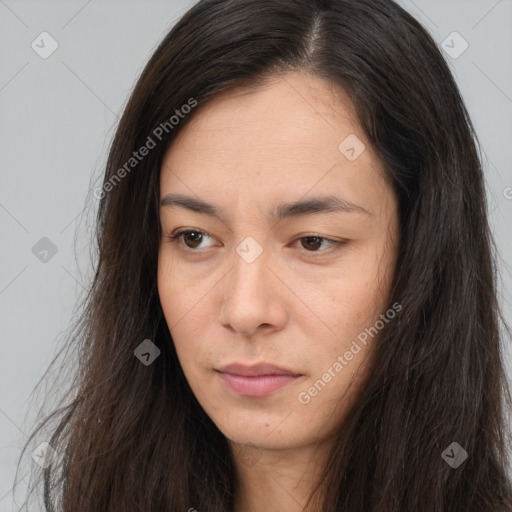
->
[231, 436, 333, 512]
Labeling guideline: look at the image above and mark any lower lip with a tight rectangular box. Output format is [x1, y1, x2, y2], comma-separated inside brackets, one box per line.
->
[217, 372, 301, 397]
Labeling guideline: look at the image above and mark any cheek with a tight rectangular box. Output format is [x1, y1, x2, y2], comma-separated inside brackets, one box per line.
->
[157, 257, 180, 327]
[309, 250, 394, 335]
[157, 255, 196, 358]
[157, 253, 219, 377]
[300, 247, 395, 395]
[157, 250, 204, 325]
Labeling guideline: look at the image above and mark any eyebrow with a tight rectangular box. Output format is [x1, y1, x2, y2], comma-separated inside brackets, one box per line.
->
[160, 193, 372, 220]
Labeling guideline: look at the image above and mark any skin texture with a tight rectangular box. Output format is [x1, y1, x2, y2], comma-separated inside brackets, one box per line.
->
[157, 71, 400, 512]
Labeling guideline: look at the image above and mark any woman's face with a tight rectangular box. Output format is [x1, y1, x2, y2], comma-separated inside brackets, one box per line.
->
[157, 71, 399, 454]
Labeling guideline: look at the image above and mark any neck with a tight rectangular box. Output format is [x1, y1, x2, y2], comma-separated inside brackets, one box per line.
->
[231, 438, 332, 512]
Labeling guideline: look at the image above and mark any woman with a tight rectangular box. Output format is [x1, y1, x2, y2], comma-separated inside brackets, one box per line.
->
[16, 0, 512, 510]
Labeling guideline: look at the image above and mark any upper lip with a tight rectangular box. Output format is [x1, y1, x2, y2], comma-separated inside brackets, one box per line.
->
[216, 363, 302, 377]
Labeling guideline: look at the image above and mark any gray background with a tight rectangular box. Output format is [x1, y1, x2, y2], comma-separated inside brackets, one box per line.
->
[1, 0, 511, 509]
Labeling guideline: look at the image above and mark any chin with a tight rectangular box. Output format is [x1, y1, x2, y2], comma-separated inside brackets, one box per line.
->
[215, 414, 299, 448]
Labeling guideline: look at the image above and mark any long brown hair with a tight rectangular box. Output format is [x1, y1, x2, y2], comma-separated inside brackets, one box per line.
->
[14, 0, 512, 510]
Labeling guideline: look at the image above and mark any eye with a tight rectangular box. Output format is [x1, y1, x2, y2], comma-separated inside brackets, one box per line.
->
[294, 234, 347, 256]
[164, 229, 347, 256]
[166, 229, 216, 250]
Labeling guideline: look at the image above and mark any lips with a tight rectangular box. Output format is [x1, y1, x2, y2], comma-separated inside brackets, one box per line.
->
[215, 362, 303, 397]
[217, 362, 302, 377]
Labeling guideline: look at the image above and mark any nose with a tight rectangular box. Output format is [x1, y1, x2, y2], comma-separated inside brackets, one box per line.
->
[218, 245, 288, 338]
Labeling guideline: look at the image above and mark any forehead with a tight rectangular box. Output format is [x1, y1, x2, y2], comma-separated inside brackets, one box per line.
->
[167, 71, 361, 155]
[160, 72, 389, 218]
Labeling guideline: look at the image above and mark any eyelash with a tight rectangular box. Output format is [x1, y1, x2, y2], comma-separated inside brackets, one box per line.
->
[165, 229, 347, 257]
